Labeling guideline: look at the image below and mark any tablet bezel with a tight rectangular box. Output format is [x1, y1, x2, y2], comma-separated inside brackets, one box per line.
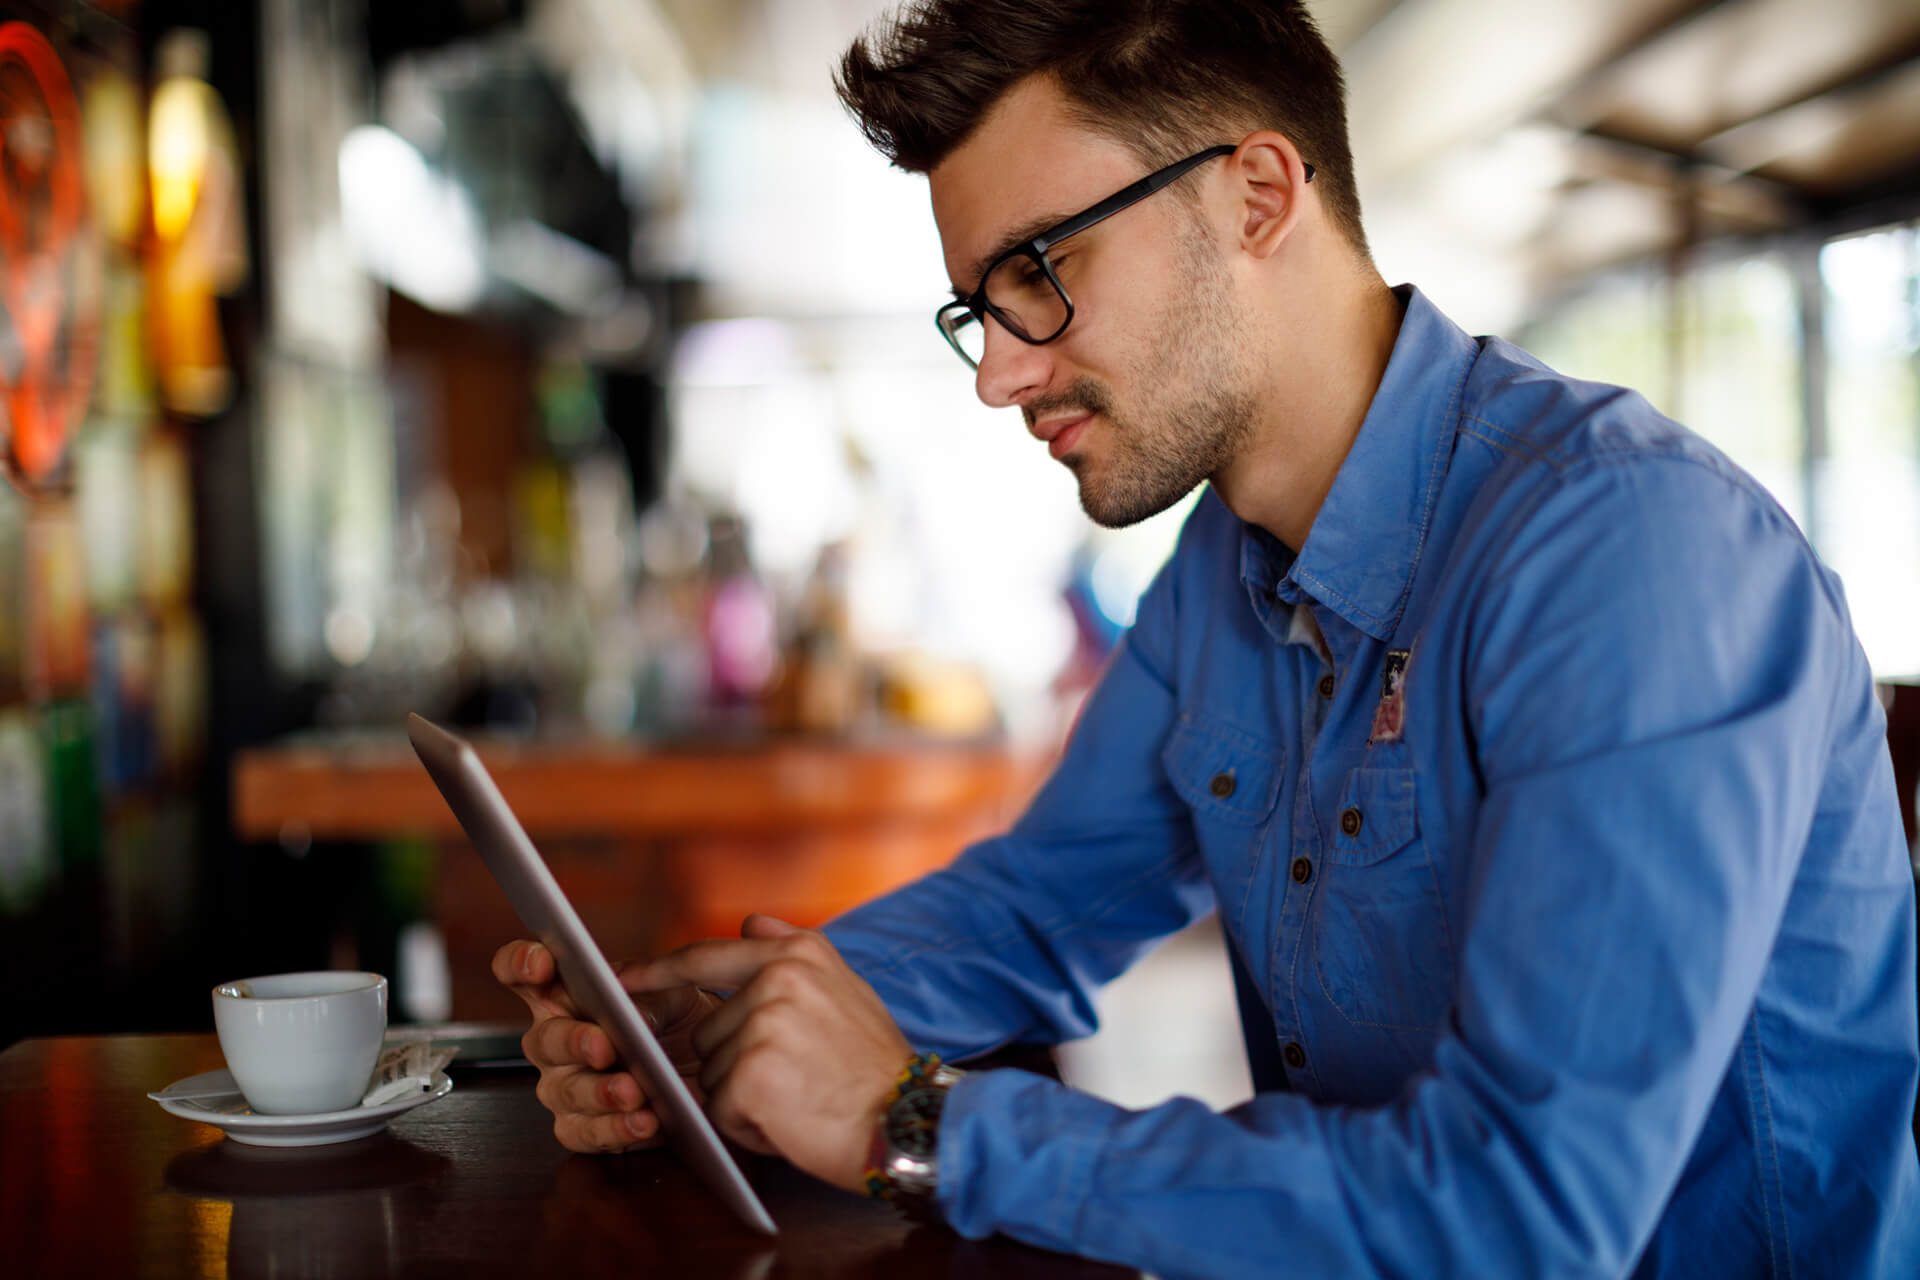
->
[407, 713, 777, 1236]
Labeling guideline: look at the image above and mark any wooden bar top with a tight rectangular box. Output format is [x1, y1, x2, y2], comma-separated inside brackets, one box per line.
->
[232, 732, 1054, 842]
[0, 1033, 1131, 1278]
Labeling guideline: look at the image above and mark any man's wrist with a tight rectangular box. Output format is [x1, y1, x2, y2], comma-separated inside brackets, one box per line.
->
[862, 1051, 965, 1218]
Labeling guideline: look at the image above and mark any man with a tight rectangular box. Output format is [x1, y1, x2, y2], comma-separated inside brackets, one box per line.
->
[495, 2, 1920, 1275]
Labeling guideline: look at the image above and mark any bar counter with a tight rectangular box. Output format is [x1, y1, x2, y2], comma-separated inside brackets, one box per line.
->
[231, 733, 1055, 1021]
[233, 732, 1052, 842]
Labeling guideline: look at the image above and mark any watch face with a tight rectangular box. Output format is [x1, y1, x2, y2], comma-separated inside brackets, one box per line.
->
[886, 1085, 946, 1159]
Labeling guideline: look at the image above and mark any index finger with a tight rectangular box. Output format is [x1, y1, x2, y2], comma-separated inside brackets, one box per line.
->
[625, 937, 793, 995]
[490, 940, 579, 1020]
[612, 970, 709, 1037]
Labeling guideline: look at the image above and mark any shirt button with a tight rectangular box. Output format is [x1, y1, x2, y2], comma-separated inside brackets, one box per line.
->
[1210, 772, 1236, 799]
[1316, 673, 1335, 699]
[1283, 1042, 1307, 1070]
[1339, 807, 1363, 837]
[1291, 857, 1312, 884]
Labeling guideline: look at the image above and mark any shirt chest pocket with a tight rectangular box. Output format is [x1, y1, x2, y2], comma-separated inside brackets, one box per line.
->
[1160, 718, 1285, 896]
[1314, 765, 1455, 1030]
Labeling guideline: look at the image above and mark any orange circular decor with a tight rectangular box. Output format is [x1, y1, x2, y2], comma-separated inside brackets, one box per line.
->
[0, 21, 99, 486]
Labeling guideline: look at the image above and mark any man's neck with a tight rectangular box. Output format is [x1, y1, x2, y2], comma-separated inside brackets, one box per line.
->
[1212, 272, 1406, 551]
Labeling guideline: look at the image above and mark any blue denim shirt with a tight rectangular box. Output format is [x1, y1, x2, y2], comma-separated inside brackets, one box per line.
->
[826, 287, 1920, 1278]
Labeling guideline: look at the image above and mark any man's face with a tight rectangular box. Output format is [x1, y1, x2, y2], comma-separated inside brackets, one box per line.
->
[929, 78, 1258, 528]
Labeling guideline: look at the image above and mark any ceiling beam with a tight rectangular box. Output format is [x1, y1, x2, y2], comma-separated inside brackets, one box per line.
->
[1701, 54, 1920, 189]
[1342, 0, 1717, 190]
[1569, 127, 1807, 222]
[1547, 0, 1746, 131]
[1551, 0, 1920, 152]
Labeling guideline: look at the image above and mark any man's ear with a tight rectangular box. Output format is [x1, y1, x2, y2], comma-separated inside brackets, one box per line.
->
[1230, 132, 1311, 260]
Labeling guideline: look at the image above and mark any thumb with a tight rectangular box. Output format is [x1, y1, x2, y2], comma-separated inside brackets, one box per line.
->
[740, 912, 802, 939]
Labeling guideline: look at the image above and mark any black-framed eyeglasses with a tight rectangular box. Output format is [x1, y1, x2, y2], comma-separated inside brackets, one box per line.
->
[935, 145, 1314, 370]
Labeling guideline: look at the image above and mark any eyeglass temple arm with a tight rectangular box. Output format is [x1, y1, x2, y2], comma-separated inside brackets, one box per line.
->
[1033, 145, 1313, 255]
[1032, 145, 1233, 253]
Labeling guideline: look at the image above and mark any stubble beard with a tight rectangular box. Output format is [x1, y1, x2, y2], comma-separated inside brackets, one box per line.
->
[1064, 223, 1257, 529]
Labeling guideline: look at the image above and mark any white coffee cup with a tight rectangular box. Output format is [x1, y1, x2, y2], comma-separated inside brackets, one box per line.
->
[211, 971, 389, 1114]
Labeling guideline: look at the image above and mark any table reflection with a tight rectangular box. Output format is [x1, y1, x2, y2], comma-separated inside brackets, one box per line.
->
[166, 1133, 451, 1278]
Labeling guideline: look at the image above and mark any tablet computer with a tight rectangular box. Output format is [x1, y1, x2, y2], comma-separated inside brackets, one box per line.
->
[407, 712, 778, 1236]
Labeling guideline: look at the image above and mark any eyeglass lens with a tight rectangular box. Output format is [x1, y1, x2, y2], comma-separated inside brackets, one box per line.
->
[944, 310, 987, 368]
[983, 252, 1069, 344]
[946, 252, 1069, 368]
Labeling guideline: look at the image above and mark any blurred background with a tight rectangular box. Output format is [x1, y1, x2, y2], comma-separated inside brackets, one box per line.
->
[0, 0, 1916, 1110]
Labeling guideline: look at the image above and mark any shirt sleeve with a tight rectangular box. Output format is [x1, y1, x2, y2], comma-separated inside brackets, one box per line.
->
[823, 537, 1215, 1062]
[926, 457, 1868, 1278]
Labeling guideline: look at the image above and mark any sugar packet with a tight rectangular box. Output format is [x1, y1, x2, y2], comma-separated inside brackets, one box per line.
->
[361, 1040, 459, 1107]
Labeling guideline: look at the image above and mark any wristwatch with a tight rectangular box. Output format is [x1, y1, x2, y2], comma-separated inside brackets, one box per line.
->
[864, 1052, 966, 1220]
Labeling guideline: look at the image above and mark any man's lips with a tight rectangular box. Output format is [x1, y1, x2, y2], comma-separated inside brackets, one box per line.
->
[1032, 413, 1092, 461]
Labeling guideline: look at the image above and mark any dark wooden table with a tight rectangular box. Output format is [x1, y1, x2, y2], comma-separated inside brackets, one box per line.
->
[0, 1034, 1134, 1279]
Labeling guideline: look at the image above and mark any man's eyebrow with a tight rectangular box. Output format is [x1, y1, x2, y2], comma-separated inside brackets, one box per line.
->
[957, 211, 1072, 294]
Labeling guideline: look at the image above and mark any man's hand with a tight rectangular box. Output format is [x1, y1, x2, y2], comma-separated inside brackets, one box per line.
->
[491, 938, 721, 1154]
[624, 914, 912, 1193]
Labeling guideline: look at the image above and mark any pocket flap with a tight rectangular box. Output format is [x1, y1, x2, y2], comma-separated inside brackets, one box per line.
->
[1161, 717, 1285, 826]
[1329, 767, 1419, 864]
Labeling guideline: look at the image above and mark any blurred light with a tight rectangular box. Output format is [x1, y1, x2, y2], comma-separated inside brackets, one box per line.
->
[583, 292, 656, 357]
[323, 606, 374, 666]
[84, 71, 145, 245]
[569, 456, 631, 595]
[489, 218, 623, 316]
[1090, 546, 1144, 628]
[397, 921, 452, 1022]
[149, 73, 210, 241]
[847, 535, 920, 650]
[462, 584, 520, 667]
[1822, 230, 1917, 352]
[670, 318, 861, 578]
[338, 124, 485, 312]
[687, 85, 953, 316]
[636, 497, 708, 578]
[671, 317, 802, 387]
[707, 578, 778, 692]
[584, 675, 637, 737]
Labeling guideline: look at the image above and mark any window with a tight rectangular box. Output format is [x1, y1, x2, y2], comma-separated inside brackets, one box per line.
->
[1524, 215, 1920, 680]
[1819, 225, 1920, 679]
[1677, 253, 1805, 532]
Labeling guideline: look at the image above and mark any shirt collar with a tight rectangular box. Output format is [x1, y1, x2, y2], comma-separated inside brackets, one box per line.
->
[1239, 284, 1480, 644]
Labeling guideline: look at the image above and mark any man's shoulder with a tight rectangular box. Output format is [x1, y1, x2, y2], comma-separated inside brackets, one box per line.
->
[1428, 338, 1852, 653]
[1456, 338, 1788, 530]
[1463, 339, 1710, 471]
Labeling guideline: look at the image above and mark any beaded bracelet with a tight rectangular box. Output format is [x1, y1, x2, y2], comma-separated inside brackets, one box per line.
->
[861, 1051, 944, 1199]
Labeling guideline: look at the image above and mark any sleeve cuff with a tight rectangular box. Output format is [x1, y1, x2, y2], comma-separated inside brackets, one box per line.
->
[934, 1067, 1109, 1249]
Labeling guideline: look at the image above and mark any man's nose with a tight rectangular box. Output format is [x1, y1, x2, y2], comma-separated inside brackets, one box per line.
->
[973, 315, 1052, 409]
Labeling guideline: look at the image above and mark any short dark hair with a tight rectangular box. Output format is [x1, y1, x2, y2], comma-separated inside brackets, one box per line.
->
[836, 0, 1368, 257]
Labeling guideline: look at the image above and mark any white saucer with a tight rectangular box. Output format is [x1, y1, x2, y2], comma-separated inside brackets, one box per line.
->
[149, 1068, 454, 1147]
